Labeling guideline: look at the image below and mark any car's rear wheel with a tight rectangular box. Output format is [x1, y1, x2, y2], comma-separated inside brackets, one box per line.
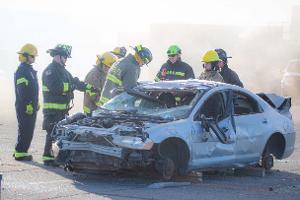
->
[261, 133, 285, 170]
[262, 154, 274, 170]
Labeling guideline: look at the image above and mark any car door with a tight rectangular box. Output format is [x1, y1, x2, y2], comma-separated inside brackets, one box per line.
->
[232, 91, 268, 164]
[191, 90, 236, 169]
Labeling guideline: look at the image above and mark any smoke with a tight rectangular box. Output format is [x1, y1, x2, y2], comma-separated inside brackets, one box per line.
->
[123, 19, 299, 98]
[1, 2, 300, 125]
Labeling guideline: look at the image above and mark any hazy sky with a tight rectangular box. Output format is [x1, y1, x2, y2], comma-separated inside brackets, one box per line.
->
[0, 0, 299, 117]
[0, 0, 297, 79]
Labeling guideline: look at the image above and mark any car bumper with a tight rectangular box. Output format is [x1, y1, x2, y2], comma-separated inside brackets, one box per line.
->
[53, 140, 123, 158]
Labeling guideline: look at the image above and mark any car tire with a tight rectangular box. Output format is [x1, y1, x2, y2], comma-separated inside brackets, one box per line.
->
[155, 157, 175, 180]
[262, 154, 274, 170]
[261, 145, 274, 170]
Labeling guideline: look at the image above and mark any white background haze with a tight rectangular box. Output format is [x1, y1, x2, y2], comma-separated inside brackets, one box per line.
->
[0, 0, 299, 121]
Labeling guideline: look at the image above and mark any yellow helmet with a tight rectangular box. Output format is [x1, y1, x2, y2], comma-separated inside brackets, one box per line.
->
[111, 47, 127, 58]
[202, 50, 220, 63]
[96, 52, 117, 67]
[17, 43, 38, 57]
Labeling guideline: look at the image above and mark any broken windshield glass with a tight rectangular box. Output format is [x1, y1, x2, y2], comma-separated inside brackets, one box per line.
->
[101, 89, 204, 120]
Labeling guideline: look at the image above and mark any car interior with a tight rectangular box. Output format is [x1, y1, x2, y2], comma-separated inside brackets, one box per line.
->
[233, 92, 261, 115]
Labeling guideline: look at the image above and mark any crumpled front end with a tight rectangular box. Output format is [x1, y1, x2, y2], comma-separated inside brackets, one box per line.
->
[52, 113, 157, 171]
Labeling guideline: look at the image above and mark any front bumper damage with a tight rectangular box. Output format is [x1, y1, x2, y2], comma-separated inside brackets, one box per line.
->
[51, 113, 158, 171]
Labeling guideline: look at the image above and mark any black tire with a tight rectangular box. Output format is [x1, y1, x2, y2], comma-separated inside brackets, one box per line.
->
[155, 157, 175, 180]
[261, 144, 274, 170]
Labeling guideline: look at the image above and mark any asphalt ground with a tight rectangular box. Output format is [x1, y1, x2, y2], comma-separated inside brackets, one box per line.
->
[0, 107, 300, 200]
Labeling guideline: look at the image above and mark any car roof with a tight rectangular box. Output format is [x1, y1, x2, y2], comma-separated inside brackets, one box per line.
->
[137, 79, 227, 91]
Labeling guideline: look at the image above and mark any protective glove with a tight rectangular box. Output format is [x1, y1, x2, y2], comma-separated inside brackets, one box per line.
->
[90, 86, 99, 93]
[73, 77, 86, 91]
[25, 104, 33, 115]
[85, 84, 99, 96]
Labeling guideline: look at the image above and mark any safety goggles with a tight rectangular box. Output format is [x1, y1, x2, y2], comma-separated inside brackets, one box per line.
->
[168, 54, 177, 57]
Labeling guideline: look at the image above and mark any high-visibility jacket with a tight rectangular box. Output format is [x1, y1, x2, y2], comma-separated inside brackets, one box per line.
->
[14, 62, 39, 113]
[198, 70, 224, 82]
[83, 65, 106, 114]
[99, 54, 140, 106]
[154, 59, 195, 81]
[42, 61, 92, 116]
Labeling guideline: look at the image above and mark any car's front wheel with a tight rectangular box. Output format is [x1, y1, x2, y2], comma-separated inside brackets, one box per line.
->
[154, 138, 190, 180]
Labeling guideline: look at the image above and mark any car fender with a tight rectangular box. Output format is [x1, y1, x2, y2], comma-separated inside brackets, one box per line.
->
[147, 119, 192, 145]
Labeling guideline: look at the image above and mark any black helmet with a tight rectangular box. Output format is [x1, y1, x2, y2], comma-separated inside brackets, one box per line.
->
[215, 48, 232, 62]
[47, 44, 72, 58]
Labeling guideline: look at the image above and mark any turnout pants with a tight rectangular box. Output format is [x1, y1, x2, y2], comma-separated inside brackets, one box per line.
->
[15, 109, 37, 153]
[42, 112, 66, 156]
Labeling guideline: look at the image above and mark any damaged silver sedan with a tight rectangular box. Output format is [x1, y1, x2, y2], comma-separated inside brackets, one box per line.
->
[52, 80, 295, 179]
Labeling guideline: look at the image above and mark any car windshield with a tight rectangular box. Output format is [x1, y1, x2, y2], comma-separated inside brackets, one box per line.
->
[100, 89, 204, 120]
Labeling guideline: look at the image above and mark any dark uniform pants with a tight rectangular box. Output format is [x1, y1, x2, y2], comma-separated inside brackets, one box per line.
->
[15, 109, 37, 152]
[42, 112, 66, 156]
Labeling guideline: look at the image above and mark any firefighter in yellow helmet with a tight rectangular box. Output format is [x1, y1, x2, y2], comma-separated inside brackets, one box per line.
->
[198, 50, 224, 82]
[14, 43, 39, 161]
[111, 47, 127, 59]
[83, 52, 117, 115]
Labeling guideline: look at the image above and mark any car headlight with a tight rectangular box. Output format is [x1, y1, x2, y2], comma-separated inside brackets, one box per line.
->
[112, 135, 154, 150]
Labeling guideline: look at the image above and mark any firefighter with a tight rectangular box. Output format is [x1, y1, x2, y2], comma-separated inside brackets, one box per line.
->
[198, 50, 224, 82]
[83, 52, 117, 115]
[111, 47, 127, 59]
[13, 43, 39, 161]
[215, 48, 244, 87]
[42, 44, 97, 165]
[154, 45, 194, 81]
[98, 45, 152, 106]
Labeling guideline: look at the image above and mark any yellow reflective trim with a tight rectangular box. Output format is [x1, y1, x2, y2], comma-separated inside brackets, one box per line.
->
[43, 103, 68, 110]
[86, 90, 96, 96]
[63, 82, 69, 93]
[175, 72, 185, 77]
[107, 73, 122, 86]
[14, 152, 30, 158]
[95, 100, 101, 107]
[42, 85, 49, 92]
[99, 96, 109, 105]
[42, 156, 55, 161]
[175, 97, 181, 102]
[136, 45, 142, 51]
[86, 84, 92, 89]
[16, 77, 29, 86]
[83, 106, 91, 114]
[154, 76, 160, 82]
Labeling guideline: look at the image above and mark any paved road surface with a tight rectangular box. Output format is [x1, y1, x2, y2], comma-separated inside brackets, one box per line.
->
[1, 107, 299, 200]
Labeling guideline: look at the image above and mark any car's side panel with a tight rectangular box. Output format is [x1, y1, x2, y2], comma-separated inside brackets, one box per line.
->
[233, 113, 270, 164]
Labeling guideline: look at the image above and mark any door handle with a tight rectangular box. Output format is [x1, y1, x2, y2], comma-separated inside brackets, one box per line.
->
[262, 118, 268, 124]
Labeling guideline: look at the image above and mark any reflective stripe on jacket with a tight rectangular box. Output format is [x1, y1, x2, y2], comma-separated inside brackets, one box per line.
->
[42, 61, 90, 115]
[14, 62, 39, 112]
[99, 54, 140, 106]
[83, 65, 106, 114]
[155, 59, 195, 81]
